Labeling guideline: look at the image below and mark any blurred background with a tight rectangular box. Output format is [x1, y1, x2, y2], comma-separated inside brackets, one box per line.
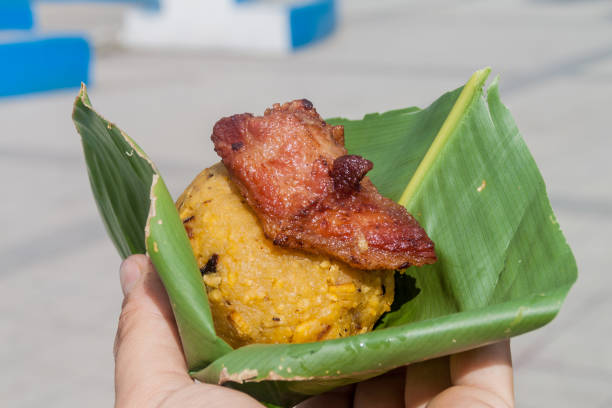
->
[1, 0, 610, 406]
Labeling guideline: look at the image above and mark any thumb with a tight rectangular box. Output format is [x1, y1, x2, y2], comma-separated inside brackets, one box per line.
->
[114, 254, 191, 407]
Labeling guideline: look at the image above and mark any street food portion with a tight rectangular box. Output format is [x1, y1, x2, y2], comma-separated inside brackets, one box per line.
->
[176, 163, 395, 348]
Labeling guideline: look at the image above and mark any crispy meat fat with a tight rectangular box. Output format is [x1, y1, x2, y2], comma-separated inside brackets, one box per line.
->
[211, 99, 436, 270]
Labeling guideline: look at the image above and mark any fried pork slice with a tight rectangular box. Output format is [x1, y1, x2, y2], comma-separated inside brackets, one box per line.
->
[211, 99, 436, 270]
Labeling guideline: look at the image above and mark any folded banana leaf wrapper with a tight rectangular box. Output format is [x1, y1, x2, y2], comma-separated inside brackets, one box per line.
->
[73, 69, 577, 407]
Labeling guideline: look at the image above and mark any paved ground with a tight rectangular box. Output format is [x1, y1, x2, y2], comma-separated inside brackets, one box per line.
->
[2, 0, 611, 406]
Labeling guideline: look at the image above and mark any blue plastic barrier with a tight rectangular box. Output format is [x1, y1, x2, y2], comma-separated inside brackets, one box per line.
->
[290, 0, 336, 50]
[35, 0, 160, 10]
[121, 0, 337, 53]
[0, 0, 92, 97]
[0, 36, 91, 98]
[0, 0, 335, 96]
[0, 0, 34, 29]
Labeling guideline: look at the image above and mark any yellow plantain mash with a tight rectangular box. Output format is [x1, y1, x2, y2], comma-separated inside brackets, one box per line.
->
[176, 163, 394, 348]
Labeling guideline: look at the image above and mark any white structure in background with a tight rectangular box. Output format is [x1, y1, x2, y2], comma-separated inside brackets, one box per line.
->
[120, 0, 336, 54]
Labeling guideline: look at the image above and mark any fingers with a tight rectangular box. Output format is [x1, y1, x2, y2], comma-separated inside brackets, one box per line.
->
[114, 255, 191, 407]
[404, 357, 451, 408]
[156, 383, 266, 408]
[448, 340, 514, 407]
[427, 341, 514, 408]
[426, 385, 512, 408]
[354, 368, 406, 408]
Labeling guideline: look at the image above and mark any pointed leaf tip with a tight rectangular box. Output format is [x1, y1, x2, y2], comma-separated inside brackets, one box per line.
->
[399, 68, 491, 206]
[78, 82, 92, 107]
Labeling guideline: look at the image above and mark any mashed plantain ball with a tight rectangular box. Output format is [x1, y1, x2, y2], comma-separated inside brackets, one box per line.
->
[176, 163, 394, 348]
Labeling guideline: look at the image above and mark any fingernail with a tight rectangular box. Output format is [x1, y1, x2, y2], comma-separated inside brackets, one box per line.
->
[119, 258, 142, 296]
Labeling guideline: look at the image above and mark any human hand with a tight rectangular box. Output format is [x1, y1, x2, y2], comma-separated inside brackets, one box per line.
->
[114, 254, 262, 407]
[114, 254, 513, 408]
[297, 335, 514, 408]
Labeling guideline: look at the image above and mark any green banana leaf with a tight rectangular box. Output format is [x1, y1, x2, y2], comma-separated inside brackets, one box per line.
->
[73, 89, 232, 366]
[73, 68, 577, 407]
